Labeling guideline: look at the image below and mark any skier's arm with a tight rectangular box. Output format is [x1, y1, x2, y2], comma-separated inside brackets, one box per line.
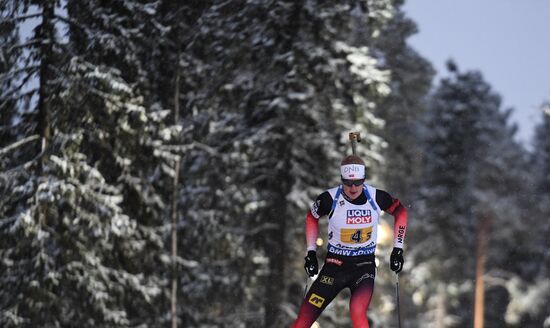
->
[376, 189, 407, 273]
[304, 215, 319, 276]
[304, 192, 331, 276]
[306, 191, 332, 251]
[386, 199, 408, 248]
[375, 190, 408, 248]
[305, 211, 319, 251]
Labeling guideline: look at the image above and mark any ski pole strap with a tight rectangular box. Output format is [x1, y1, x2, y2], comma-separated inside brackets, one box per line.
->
[363, 186, 378, 211]
[328, 186, 342, 219]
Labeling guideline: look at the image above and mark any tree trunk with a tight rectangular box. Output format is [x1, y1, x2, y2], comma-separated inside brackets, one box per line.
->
[37, 1, 54, 172]
[263, 141, 291, 327]
[171, 68, 181, 328]
[264, 206, 287, 328]
[435, 283, 447, 328]
[474, 214, 491, 328]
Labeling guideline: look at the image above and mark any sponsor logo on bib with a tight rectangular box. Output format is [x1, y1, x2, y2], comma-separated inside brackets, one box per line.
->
[346, 209, 372, 224]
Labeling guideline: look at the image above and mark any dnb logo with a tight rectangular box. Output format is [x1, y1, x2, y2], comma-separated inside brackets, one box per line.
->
[346, 209, 372, 224]
[308, 293, 326, 308]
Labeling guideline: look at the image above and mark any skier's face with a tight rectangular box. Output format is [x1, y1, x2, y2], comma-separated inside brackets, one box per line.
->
[343, 181, 363, 200]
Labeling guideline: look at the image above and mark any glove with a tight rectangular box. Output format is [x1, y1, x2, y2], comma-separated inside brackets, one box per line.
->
[304, 250, 318, 277]
[390, 247, 404, 273]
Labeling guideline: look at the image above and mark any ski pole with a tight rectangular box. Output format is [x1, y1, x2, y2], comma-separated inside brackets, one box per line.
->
[395, 273, 402, 328]
[303, 276, 310, 298]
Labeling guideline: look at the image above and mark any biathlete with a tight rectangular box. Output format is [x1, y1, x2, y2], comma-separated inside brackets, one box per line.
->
[291, 155, 408, 328]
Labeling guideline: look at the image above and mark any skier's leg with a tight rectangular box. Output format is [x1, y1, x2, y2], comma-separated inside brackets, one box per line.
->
[291, 263, 344, 328]
[290, 279, 338, 328]
[349, 268, 376, 328]
[290, 298, 321, 328]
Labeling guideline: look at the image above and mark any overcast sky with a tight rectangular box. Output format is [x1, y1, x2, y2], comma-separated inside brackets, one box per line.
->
[402, 0, 550, 148]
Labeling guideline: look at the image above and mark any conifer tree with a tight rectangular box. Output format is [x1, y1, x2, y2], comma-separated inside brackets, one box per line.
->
[520, 105, 550, 327]
[533, 105, 550, 275]
[145, 2, 246, 326]
[365, 2, 435, 325]
[371, 0, 434, 197]
[1, 1, 68, 324]
[0, 1, 31, 179]
[1, 1, 173, 326]
[62, 1, 179, 325]
[173, 1, 394, 326]
[0, 1, 21, 153]
[128, 1, 396, 327]
[415, 62, 530, 327]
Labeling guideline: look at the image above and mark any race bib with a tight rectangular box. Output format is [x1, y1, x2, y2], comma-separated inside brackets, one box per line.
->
[341, 227, 372, 244]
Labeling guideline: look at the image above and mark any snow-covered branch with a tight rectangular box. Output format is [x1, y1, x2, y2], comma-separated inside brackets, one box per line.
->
[0, 135, 40, 156]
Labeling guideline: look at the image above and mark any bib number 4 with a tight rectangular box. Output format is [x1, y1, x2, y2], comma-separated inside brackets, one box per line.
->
[341, 227, 372, 244]
[351, 230, 362, 243]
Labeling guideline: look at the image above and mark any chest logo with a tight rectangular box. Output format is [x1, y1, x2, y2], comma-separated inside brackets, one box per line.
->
[346, 209, 372, 224]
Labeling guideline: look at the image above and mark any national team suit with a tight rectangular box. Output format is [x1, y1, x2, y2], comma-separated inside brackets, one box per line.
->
[290, 181, 408, 328]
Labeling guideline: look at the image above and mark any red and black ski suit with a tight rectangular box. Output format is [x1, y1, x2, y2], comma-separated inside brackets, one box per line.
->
[291, 183, 408, 328]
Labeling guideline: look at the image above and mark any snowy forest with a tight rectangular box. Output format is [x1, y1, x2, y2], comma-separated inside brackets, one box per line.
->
[1, 0, 549, 327]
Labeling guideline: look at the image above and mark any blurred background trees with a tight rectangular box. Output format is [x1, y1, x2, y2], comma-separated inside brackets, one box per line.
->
[1, 0, 548, 327]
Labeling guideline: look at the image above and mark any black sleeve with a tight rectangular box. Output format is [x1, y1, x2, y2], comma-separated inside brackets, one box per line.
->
[310, 191, 333, 218]
[375, 189, 394, 212]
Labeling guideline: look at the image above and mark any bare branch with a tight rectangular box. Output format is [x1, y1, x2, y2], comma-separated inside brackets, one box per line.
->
[0, 65, 40, 83]
[0, 135, 40, 156]
[0, 152, 41, 175]
[1, 39, 43, 54]
[0, 70, 39, 108]
[2, 12, 42, 23]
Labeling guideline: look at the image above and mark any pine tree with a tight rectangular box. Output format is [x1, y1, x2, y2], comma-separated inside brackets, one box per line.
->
[149, 1, 395, 326]
[533, 104, 550, 276]
[366, 1, 435, 325]
[0, 1, 18, 144]
[1, 1, 68, 324]
[148, 2, 218, 326]
[0, 0, 24, 159]
[62, 1, 179, 325]
[1, 1, 173, 326]
[0, 3, 30, 324]
[371, 0, 435, 197]
[189, 1, 393, 327]
[518, 104, 550, 327]
[415, 62, 529, 327]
